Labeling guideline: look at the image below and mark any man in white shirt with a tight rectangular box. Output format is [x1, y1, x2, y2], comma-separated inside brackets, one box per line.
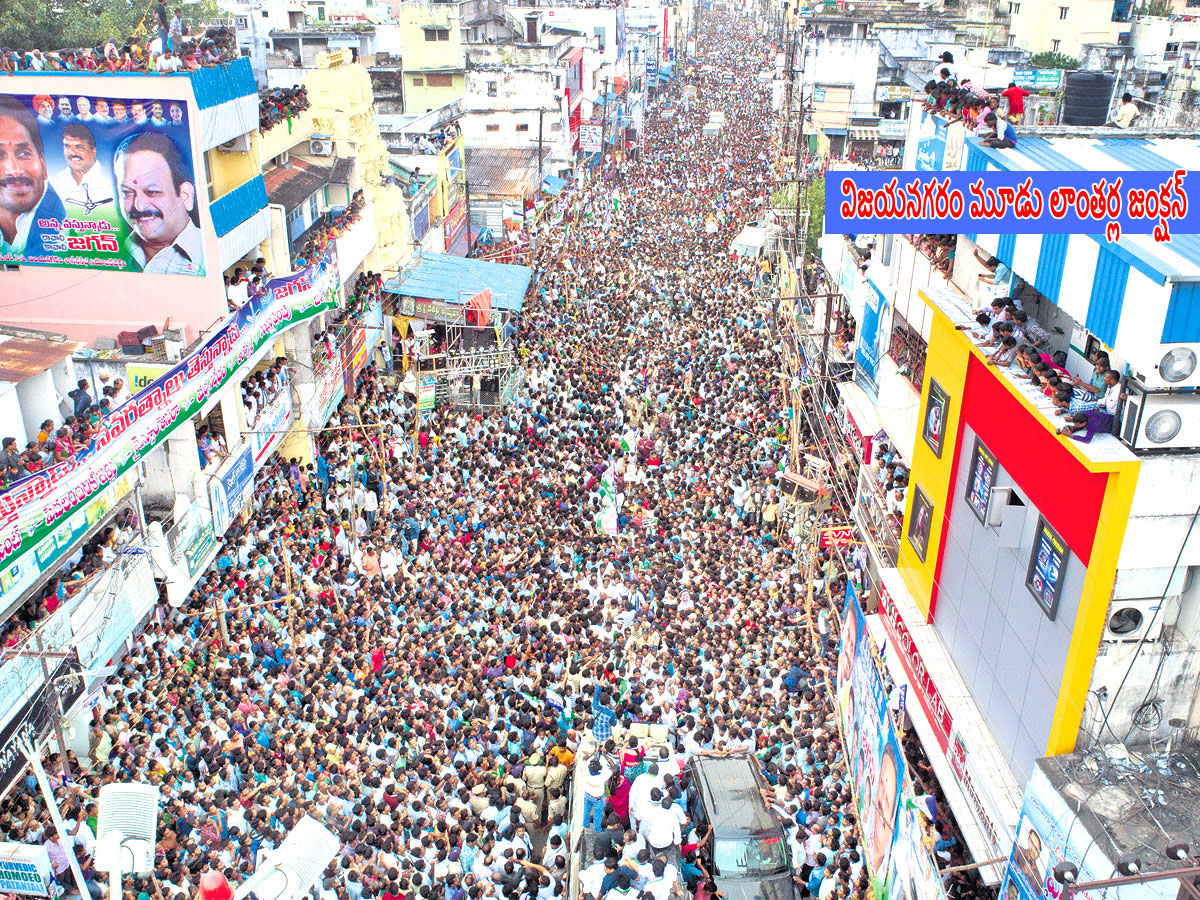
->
[640, 859, 679, 900]
[114, 132, 205, 275]
[638, 798, 681, 852]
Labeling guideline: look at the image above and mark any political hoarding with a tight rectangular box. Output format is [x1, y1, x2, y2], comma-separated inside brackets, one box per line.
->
[838, 584, 944, 900]
[0, 247, 340, 606]
[0, 89, 205, 274]
[1001, 764, 1113, 900]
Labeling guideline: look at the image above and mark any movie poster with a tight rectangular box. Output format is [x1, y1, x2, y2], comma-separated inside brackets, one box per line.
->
[0, 89, 205, 275]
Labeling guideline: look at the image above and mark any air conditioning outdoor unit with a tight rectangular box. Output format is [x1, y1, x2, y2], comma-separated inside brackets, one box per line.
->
[309, 138, 334, 156]
[1103, 598, 1167, 643]
[1119, 385, 1200, 452]
[1134, 343, 1200, 389]
[218, 133, 251, 153]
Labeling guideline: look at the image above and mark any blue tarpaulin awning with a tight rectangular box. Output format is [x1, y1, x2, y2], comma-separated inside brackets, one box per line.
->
[541, 175, 567, 195]
[387, 252, 531, 312]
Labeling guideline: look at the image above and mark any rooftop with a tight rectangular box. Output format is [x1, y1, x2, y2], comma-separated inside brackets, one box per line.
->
[1037, 744, 1200, 868]
[0, 336, 84, 384]
[465, 146, 550, 198]
[264, 157, 353, 213]
[965, 134, 1200, 283]
[388, 252, 532, 311]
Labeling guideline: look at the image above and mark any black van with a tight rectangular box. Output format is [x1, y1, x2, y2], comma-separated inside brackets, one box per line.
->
[686, 752, 796, 900]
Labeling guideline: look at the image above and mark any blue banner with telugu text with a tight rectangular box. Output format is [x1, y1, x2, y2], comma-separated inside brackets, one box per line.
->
[824, 169, 1198, 243]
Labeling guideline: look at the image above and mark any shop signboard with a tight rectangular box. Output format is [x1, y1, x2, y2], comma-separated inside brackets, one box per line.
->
[875, 84, 912, 102]
[310, 360, 346, 427]
[173, 505, 216, 579]
[444, 197, 468, 250]
[250, 391, 293, 468]
[124, 362, 172, 392]
[1001, 766, 1108, 900]
[0, 88, 206, 274]
[820, 526, 854, 548]
[0, 843, 52, 896]
[878, 119, 908, 139]
[580, 121, 603, 153]
[1013, 68, 1063, 90]
[71, 550, 156, 668]
[209, 442, 254, 534]
[878, 582, 1010, 860]
[0, 653, 84, 797]
[341, 324, 369, 395]
[0, 248, 339, 606]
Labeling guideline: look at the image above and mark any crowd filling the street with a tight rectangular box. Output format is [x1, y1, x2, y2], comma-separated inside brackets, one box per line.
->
[0, 13, 992, 900]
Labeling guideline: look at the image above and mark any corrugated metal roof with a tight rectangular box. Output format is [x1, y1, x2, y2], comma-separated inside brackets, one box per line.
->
[0, 336, 83, 384]
[387, 253, 531, 311]
[967, 134, 1200, 282]
[263, 159, 336, 214]
[465, 147, 549, 198]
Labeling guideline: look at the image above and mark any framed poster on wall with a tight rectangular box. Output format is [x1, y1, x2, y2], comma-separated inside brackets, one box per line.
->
[1026, 516, 1068, 620]
[923, 379, 949, 458]
[965, 438, 997, 525]
[907, 485, 933, 562]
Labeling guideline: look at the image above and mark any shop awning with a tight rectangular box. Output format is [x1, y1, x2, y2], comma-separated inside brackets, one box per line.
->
[541, 175, 568, 195]
[836, 381, 883, 443]
[387, 252, 531, 312]
[849, 126, 879, 141]
[822, 127, 847, 136]
[867, 569, 1023, 884]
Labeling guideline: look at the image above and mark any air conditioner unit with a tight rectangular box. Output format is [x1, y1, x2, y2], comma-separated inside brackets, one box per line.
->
[1136, 343, 1200, 389]
[218, 133, 250, 153]
[1119, 385, 1200, 452]
[1103, 598, 1166, 643]
[309, 138, 334, 156]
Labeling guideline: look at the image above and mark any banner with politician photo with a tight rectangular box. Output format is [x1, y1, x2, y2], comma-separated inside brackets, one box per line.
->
[837, 583, 906, 900]
[0, 89, 204, 275]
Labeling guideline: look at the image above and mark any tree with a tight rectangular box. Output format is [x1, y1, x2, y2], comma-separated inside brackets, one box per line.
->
[0, 0, 227, 51]
[1028, 51, 1079, 70]
[804, 174, 824, 262]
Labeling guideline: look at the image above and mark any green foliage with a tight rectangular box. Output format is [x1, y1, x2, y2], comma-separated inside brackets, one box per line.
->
[1140, 0, 1173, 16]
[1028, 51, 1079, 70]
[805, 174, 824, 260]
[0, 0, 226, 51]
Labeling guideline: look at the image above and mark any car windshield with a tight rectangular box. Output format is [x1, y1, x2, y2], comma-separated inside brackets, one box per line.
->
[712, 837, 789, 877]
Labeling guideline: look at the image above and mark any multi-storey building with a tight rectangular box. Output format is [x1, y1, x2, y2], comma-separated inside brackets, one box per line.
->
[813, 111, 1200, 883]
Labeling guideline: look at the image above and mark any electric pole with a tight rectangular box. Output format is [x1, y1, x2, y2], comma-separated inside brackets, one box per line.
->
[537, 107, 544, 182]
[600, 75, 611, 165]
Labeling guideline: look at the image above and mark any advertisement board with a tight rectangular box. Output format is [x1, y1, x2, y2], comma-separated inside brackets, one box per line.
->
[0, 843, 52, 896]
[1027, 516, 1068, 620]
[419, 373, 437, 411]
[1013, 69, 1063, 90]
[965, 437, 997, 524]
[444, 197, 468, 253]
[0, 89, 205, 274]
[837, 584, 905, 899]
[1001, 766, 1111, 900]
[580, 121, 603, 153]
[341, 324, 369, 395]
[209, 442, 254, 534]
[309, 358, 346, 428]
[0, 248, 339, 605]
[250, 391, 293, 467]
[70, 551, 157, 668]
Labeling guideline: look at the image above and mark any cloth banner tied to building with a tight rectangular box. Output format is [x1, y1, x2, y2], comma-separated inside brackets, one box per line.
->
[838, 584, 945, 900]
[0, 247, 340, 604]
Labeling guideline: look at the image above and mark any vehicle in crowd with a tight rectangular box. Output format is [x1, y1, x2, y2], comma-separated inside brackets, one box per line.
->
[686, 752, 796, 900]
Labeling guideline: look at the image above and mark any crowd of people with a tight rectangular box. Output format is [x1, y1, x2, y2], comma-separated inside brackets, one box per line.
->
[295, 190, 369, 269]
[260, 85, 311, 133]
[0, 14, 988, 900]
[411, 123, 463, 155]
[0, 21, 237, 75]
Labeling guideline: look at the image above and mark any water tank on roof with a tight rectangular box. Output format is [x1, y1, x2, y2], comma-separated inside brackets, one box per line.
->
[1061, 71, 1115, 126]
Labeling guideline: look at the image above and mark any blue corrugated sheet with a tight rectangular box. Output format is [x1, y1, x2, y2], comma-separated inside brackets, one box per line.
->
[1163, 282, 1200, 343]
[189, 57, 257, 110]
[1086, 246, 1129, 347]
[541, 175, 567, 195]
[388, 253, 532, 311]
[1034, 233, 1069, 305]
[1095, 137, 1178, 173]
[210, 176, 269, 237]
[996, 232, 1016, 267]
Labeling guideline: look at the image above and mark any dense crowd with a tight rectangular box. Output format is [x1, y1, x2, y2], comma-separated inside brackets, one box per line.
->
[260, 85, 311, 133]
[295, 190, 369, 269]
[0, 24, 237, 75]
[0, 14, 987, 900]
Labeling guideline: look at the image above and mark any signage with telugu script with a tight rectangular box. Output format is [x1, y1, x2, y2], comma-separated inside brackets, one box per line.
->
[1013, 68, 1063, 90]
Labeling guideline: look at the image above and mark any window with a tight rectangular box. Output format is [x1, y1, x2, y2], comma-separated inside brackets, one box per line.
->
[486, 123, 500, 132]
[1007, 34, 1016, 47]
[425, 27, 449, 41]
[487, 81, 498, 97]
[425, 29, 437, 41]
[427, 73, 453, 87]
[412, 76, 425, 86]
[889, 309, 928, 389]
[308, 193, 319, 223]
[593, 25, 606, 48]
[516, 123, 529, 132]
[1189, 0, 1200, 8]
[1010, 1, 1020, 12]
[1051, 39, 1061, 51]
[1058, 5, 1067, 18]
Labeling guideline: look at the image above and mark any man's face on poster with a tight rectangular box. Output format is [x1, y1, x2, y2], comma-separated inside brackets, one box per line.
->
[113, 102, 127, 122]
[0, 115, 47, 216]
[76, 97, 91, 117]
[869, 748, 898, 872]
[37, 99, 53, 119]
[58, 97, 72, 117]
[117, 148, 195, 247]
[63, 134, 97, 178]
[95, 100, 110, 119]
[151, 101, 164, 120]
[131, 102, 147, 123]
